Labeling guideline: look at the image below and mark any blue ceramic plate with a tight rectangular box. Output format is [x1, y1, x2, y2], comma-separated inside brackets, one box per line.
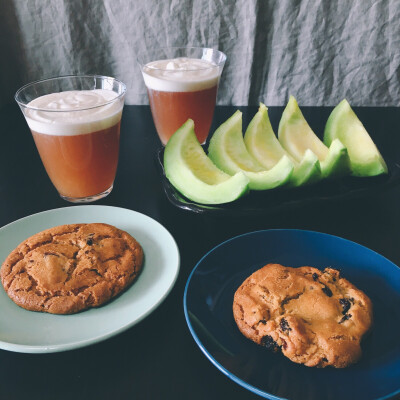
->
[184, 230, 400, 400]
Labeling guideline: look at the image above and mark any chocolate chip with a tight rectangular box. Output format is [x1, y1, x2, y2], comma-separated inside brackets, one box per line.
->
[86, 238, 93, 245]
[339, 298, 351, 314]
[259, 319, 267, 325]
[322, 285, 333, 297]
[261, 335, 280, 352]
[322, 357, 328, 362]
[339, 314, 352, 324]
[312, 273, 319, 281]
[280, 318, 291, 332]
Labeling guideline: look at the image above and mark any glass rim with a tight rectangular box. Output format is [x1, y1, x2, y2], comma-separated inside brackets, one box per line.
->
[15, 74, 127, 113]
[138, 46, 227, 71]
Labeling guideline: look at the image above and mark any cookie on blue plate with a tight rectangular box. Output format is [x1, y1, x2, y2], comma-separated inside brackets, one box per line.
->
[233, 263, 373, 368]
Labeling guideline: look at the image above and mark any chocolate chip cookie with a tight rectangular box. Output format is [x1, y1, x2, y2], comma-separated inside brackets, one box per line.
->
[1, 223, 143, 314]
[233, 264, 373, 368]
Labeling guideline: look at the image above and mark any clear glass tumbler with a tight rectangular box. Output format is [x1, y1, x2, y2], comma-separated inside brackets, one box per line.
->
[138, 47, 226, 145]
[15, 75, 126, 203]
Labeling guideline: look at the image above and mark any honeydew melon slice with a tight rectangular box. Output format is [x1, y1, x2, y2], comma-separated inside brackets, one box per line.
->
[244, 103, 322, 187]
[289, 150, 321, 187]
[320, 138, 350, 178]
[207, 111, 293, 190]
[163, 119, 250, 204]
[324, 99, 388, 177]
[278, 96, 350, 178]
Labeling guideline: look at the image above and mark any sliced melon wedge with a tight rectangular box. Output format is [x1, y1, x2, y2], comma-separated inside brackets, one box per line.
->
[163, 119, 249, 204]
[278, 96, 350, 178]
[244, 103, 290, 169]
[320, 138, 350, 178]
[244, 103, 322, 186]
[289, 150, 321, 187]
[324, 99, 388, 177]
[207, 110, 293, 190]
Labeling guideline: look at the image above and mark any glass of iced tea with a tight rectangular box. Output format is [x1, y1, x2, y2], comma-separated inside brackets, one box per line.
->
[15, 75, 126, 203]
[138, 47, 226, 145]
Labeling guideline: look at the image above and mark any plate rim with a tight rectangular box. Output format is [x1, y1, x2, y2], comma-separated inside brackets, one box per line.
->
[183, 228, 400, 400]
[0, 205, 180, 353]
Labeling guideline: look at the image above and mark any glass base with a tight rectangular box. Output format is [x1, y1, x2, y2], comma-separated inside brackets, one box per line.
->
[60, 185, 113, 203]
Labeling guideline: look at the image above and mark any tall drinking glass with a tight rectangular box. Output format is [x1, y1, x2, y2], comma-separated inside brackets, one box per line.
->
[15, 75, 126, 203]
[138, 47, 226, 145]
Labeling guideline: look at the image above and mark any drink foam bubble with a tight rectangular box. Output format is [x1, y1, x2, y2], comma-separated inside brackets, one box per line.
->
[142, 57, 221, 92]
[24, 89, 124, 136]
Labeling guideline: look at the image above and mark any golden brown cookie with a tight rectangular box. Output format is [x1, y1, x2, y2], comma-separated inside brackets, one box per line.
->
[1, 223, 143, 314]
[233, 264, 373, 368]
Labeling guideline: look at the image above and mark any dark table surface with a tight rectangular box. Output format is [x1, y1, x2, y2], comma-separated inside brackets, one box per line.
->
[0, 103, 399, 400]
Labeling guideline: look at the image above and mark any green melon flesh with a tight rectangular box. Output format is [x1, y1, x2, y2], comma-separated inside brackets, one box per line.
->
[324, 99, 387, 177]
[289, 150, 322, 187]
[208, 110, 293, 190]
[244, 103, 322, 186]
[244, 103, 289, 169]
[279, 96, 350, 178]
[320, 138, 350, 178]
[163, 119, 249, 204]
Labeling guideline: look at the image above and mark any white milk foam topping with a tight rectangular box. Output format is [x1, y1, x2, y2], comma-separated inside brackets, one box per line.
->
[25, 89, 123, 135]
[142, 57, 221, 92]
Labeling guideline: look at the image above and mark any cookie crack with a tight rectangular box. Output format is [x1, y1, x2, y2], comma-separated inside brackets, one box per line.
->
[25, 271, 39, 290]
[89, 268, 103, 277]
[92, 235, 113, 243]
[329, 334, 347, 340]
[238, 304, 245, 320]
[280, 290, 305, 313]
[257, 285, 270, 303]
[64, 266, 78, 282]
[51, 226, 81, 240]
[68, 286, 89, 296]
[113, 273, 130, 281]
[42, 295, 62, 309]
[101, 255, 124, 263]
[25, 238, 53, 252]
[251, 324, 260, 335]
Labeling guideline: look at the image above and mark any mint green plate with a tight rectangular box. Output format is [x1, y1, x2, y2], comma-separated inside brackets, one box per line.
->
[0, 206, 180, 353]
